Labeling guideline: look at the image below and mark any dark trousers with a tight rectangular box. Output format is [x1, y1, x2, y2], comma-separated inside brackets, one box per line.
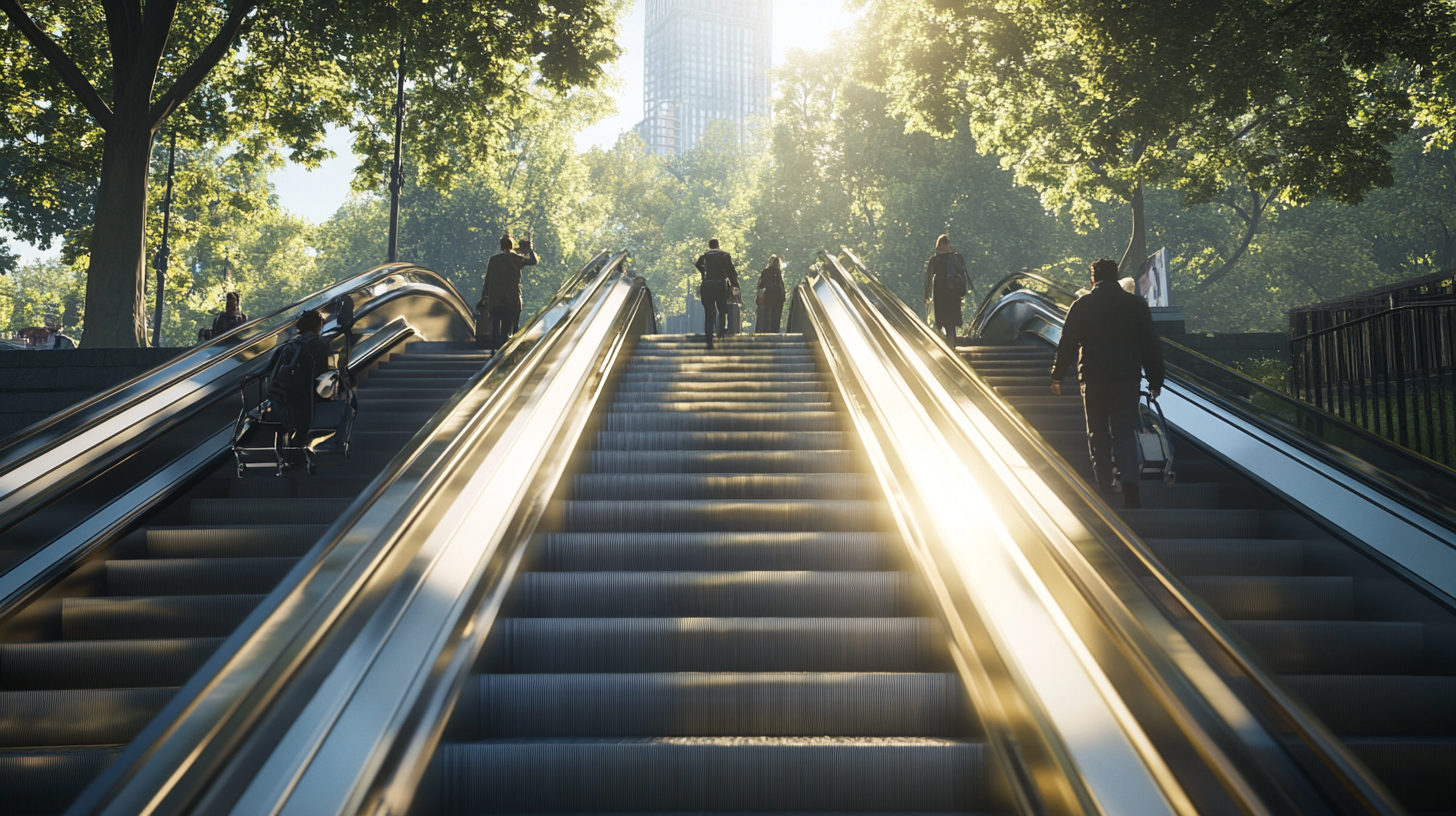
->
[1081, 379, 1141, 490]
[702, 280, 729, 348]
[490, 306, 521, 349]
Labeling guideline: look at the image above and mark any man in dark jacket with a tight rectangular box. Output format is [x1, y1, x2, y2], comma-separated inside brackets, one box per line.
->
[482, 235, 539, 348]
[694, 238, 740, 350]
[1051, 258, 1165, 508]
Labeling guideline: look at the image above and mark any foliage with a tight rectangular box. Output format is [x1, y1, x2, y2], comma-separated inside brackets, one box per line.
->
[0, 0, 624, 345]
[858, 0, 1438, 276]
[0, 256, 85, 335]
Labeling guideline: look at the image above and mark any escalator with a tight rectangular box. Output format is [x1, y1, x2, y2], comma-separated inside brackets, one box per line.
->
[960, 287, 1456, 814]
[0, 338, 492, 815]
[418, 333, 1007, 814]
[0, 254, 635, 816]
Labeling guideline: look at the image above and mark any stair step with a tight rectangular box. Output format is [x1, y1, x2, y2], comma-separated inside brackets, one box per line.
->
[535, 533, 891, 571]
[601, 412, 840, 433]
[595, 432, 845, 451]
[0, 747, 121, 814]
[106, 557, 300, 596]
[482, 618, 948, 673]
[0, 638, 224, 690]
[589, 451, 857, 473]
[1228, 620, 1423, 673]
[512, 572, 909, 617]
[0, 687, 176, 746]
[572, 474, 873, 501]
[188, 498, 350, 526]
[62, 595, 265, 640]
[140, 525, 327, 558]
[555, 500, 884, 533]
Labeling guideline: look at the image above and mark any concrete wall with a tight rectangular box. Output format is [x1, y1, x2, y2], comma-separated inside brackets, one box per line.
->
[0, 348, 186, 443]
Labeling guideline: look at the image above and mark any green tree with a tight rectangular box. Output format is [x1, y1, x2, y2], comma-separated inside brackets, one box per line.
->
[0, 0, 622, 347]
[861, 0, 1433, 278]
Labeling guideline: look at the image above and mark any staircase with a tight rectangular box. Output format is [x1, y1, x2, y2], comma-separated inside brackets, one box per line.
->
[962, 339, 1456, 814]
[417, 333, 1010, 815]
[0, 340, 492, 815]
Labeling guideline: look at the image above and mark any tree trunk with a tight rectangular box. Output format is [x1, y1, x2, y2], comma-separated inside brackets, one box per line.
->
[82, 113, 155, 348]
[1118, 183, 1147, 277]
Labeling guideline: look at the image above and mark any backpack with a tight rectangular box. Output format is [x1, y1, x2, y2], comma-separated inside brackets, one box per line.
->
[265, 337, 316, 431]
[943, 253, 969, 299]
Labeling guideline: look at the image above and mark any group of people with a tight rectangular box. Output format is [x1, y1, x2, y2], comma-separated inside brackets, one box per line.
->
[474, 232, 1161, 507]
[691, 239, 786, 349]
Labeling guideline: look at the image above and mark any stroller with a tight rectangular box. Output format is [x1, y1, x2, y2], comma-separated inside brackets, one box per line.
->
[231, 310, 357, 477]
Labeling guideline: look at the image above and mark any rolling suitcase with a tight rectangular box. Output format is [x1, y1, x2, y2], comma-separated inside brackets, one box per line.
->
[1136, 391, 1176, 485]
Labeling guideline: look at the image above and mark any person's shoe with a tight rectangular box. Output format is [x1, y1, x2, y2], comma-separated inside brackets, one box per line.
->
[1122, 481, 1142, 509]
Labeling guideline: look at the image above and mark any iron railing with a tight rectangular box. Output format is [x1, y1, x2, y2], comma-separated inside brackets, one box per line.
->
[1290, 300, 1456, 466]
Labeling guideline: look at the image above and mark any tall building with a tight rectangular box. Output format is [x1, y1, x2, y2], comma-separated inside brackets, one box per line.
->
[637, 0, 772, 155]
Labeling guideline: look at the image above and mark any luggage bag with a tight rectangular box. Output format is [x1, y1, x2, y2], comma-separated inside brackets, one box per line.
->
[1136, 391, 1176, 485]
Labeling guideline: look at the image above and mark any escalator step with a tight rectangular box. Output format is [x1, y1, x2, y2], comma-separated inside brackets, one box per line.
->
[613, 392, 831, 406]
[609, 401, 834, 413]
[589, 451, 857, 474]
[512, 572, 909, 617]
[572, 474, 872, 501]
[357, 388, 462, 401]
[470, 673, 964, 737]
[1149, 576, 1353, 620]
[556, 500, 883, 533]
[1118, 482, 1221, 510]
[595, 432, 844, 451]
[626, 362, 820, 374]
[485, 618, 946, 672]
[188, 498, 351, 525]
[62, 595, 265, 640]
[616, 381, 827, 394]
[601, 412, 840, 433]
[1282, 675, 1456, 734]
[106, 557, 300, 596]
[1342, 737, 1456, 812]
[0, 638, 224, 690]
[438, 737, 996, 813]
[0, 687, 175, 746]
[1228, 621, 1423, 673]
[1121, 509, 1261, 539]
[621, 371, 825, 383]
[0, 747, 120, 814]
[1143, 538, 1304, 576]
[536, 533, 890, 571]
[143, 525, 327, 558]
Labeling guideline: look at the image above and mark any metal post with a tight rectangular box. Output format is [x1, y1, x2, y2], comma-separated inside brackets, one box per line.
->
[152, 129, 177, 347]
[386, 37, 406, 264]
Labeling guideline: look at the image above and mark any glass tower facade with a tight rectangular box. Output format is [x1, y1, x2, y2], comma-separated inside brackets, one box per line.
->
[637, 0, 772, 155]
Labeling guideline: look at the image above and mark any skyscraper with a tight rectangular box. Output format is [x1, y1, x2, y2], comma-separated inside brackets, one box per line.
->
[637, 0, 772, 155]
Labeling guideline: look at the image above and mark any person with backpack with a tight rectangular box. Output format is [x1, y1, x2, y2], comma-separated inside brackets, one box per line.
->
[924, 234, 969, 347]
[482, 234, 539, 349]
[755, 255, 786, 334]
[694, 238, 740, 350]
[265, 309, 334, 437]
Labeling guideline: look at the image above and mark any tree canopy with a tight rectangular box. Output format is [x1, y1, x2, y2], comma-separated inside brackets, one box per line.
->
[0, 0, 621, 346]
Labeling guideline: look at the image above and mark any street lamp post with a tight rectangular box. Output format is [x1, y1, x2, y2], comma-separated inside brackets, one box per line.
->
[152, 129, 177, 347]
[386, 38, 406, 264]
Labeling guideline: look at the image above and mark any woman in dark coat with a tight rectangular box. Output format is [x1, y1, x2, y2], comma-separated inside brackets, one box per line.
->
[924, 234, 966, 347]
[755, 255, 786, 334]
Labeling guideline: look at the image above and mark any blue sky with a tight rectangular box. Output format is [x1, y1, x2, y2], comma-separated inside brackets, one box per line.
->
[7, 1, 860, 263]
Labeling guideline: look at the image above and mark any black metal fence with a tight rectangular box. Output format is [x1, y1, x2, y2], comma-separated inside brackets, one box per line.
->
[1290, 301, 1456, 466]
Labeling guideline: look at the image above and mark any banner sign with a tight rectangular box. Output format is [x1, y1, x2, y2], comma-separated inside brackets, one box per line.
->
[1136, 248, 1170, 308]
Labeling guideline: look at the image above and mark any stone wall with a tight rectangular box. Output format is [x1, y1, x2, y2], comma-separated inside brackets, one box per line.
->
[0, 348, 186, 443]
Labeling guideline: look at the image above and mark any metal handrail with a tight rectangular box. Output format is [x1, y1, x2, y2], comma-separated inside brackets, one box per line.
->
[65, 253, 630, 816]
[840, 251, 1404, 816]
[974, 272, 1456, 525]
[1290, 300, 1456, 340]
[186, 264, 653, 816]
